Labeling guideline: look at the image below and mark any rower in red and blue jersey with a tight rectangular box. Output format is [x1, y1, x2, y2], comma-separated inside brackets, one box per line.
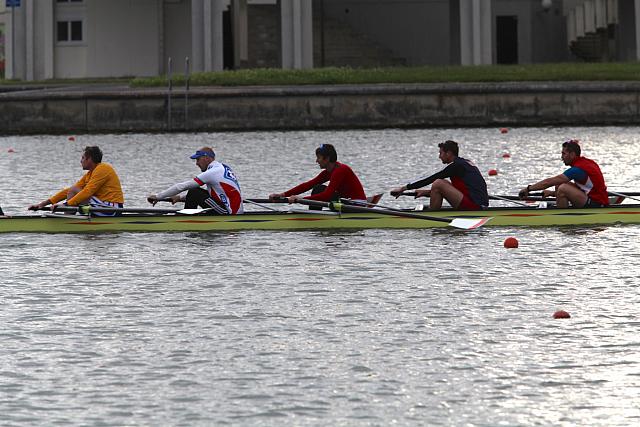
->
[519, 139, 608, 208]
[268, 144, 367, 203]
[147, 147, 244, 214]
[391, 140, 489, 210]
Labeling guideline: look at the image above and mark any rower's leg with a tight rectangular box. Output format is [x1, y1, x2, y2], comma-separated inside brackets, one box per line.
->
[308, 184, 333, 210]
[556, 183, 587, 208]
[185, 188, 229, 214]
[66, 186, 88, 204]
[185, 188, 213, 209]
[430, 179, 463, 210]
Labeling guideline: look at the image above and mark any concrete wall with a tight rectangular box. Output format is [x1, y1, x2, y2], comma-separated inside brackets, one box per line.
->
[0, 82, 639, 134]
[85, 0, 161, 77]
[494, 0, 567, 64]
[617, 0, 637, 60]
[247, 3, 280, 68]
[54, 0, 86, 78]
[52, 0, 162, 78]
[321, 0, 451, 66]
[529, 0, 568, 63]
[163, 0, 192, 74]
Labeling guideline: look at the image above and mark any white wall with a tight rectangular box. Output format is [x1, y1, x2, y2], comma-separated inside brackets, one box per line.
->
[163, 0, 192, 74]
[84, 0, 161, 77]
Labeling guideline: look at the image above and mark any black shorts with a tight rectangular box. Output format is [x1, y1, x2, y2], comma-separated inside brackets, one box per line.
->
[581, 197, 605, 208]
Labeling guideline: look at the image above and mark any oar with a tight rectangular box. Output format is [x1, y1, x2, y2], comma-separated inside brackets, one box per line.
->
[394, 191, 542, 206]
[607, 191, 640, 196]
[243, 199, 281, 212]
[295, 199, 491, 230]
[607, 190, 640, 203]
[156, 197, 285, 204]
[489, 194, 531, 207]
[33, 206, 211, 215]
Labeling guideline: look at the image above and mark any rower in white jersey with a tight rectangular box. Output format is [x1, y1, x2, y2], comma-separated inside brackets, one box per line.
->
[147, 147, 244, 215]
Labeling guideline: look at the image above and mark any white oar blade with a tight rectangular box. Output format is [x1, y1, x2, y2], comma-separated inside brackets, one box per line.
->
[449, 217, 492, 230]
[176, 208, 210, 215]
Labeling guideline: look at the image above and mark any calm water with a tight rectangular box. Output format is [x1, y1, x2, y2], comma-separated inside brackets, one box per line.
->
[1, 128, 640, 426]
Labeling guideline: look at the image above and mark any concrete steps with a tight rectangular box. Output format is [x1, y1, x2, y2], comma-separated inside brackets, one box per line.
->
[570, 28, 612, 62]
[313, 15, 406, 68]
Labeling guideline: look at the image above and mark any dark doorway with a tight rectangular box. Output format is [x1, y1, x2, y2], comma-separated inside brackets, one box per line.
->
[496, 15, 518, 64]
[223, 10, 234, 69]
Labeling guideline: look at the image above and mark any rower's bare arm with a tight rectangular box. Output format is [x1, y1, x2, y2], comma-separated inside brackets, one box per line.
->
[520, 174, 569, 198]
[390, 185, 407, 197]
[535, 174, 569, 191]
[28, 199, 51, 211]
[414, 189, 431, 198]
[156, 179, 200, 200]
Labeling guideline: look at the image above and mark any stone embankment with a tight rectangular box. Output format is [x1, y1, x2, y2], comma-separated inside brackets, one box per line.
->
[0, 82, 638, 134]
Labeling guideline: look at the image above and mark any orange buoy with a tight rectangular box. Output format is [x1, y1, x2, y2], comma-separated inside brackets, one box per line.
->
[7, 148, 15, 153]
[502, 153, 511, 158]
[68, 136, 76, 141]
[553, 310, 571, 319]
[503, 237, 518, 248]
[488, 169, 498, 176]
[500, 128, 509, 134]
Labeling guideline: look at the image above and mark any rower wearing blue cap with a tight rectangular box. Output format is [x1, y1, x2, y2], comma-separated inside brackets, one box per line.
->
[148, 146, 244, 214]
[190, 149, 216, 159]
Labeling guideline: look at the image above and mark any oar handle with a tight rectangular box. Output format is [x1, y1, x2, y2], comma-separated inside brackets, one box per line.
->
[247, 198, 288, 204]
[392, 191, 420, 198]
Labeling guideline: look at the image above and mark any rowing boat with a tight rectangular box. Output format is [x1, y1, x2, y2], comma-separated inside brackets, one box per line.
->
[2, 204, 640, 233]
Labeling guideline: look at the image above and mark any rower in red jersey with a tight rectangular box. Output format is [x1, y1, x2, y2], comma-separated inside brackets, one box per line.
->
[269, 144, 367, 203]
[519, 139, 608, 208]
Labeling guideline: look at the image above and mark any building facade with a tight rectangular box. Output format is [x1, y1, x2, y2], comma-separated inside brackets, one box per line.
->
[0, 0, 639, 81]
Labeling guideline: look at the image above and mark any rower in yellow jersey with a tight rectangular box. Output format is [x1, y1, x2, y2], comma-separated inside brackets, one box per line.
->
[28, 146, 125, 216]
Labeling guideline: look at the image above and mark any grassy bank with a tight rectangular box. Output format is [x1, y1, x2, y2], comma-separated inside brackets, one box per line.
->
[2, 63, 640, 88]
[130, 62, 640, 87]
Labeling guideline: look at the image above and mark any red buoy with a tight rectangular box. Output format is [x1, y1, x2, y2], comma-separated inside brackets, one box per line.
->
[500, 128, 509, 134]
[504, 237, 519, 248]
[553, 310, 571, 319]
[68, 136, 76, 141]
[502, 153, 511, 158]
[7, 148, 15, 153]
[488, 169, 498, 176]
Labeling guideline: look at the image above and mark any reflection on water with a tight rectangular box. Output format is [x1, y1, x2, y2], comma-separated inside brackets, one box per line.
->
[1, 128, 640, 426]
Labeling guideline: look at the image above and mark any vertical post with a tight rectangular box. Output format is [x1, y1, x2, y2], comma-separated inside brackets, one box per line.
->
[11, 4, 15, 79]
[184, 57, 190, 131]
[167, 57, 173, 131]
[636, 0, 640, 60]
[192, 0, 204, 72]
[281, 0, 313, 69]
[459, 0, 493, 65]
[231, 0, 248, 68]
[320, 0, 325, 67]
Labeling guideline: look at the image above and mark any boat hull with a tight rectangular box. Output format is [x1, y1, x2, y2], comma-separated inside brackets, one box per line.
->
[2, 206, 640, 233]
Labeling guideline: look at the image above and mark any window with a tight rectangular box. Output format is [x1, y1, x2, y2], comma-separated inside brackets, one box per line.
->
[57, 20, 83, 42]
